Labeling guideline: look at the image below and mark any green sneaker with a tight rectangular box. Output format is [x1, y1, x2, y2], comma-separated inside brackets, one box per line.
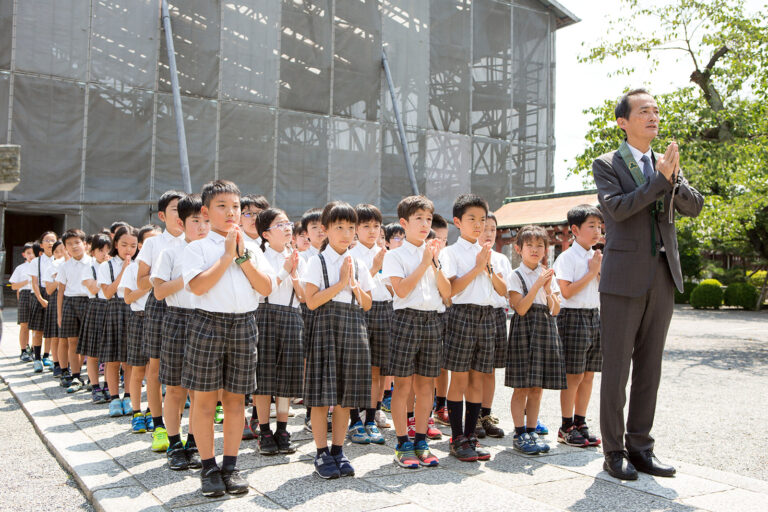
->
[214, 405, 224, 424]
[151, 426, 170, 452]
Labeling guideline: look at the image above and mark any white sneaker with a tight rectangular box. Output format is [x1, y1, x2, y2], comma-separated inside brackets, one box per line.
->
[374, 409, 391, 429]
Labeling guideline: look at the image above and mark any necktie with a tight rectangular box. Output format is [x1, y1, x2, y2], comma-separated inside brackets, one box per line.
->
[640, 155, 654, 181]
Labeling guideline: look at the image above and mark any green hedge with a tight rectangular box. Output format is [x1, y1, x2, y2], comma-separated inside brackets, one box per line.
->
[674, 281, 696, 304]
[700, 278, 724, 287]
[747, 270, 766, 289]
[724, 282, 759, 309]
[690, 283, 723, 309]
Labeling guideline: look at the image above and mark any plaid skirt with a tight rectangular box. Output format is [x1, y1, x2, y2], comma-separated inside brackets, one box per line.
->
[43, 290, 59, 339]
[142, 292, 166, 360]
[301, 302, 315, 359]
[77, 298, 107, 358]
[365, 300, 393, 372]
[126, 311, 147, 367]
[99, 298, 131, 363]
[303, 301, 371, 408]
[505, 305, 566, 390]
[60, 296, 89, 339]
[443, 303, 497, 374]
[255, 303, 304, 397]
[556, 308, 602, 374]
[181, 309, 258, 395]
[17, 289, 32, 324]
[388, 308, 443, 378]
[493, 307, 509, 368]
[159, 307, 192, 387]
[28, 289, 48, 332]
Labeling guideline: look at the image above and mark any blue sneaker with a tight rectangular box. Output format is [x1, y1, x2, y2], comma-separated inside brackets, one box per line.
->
[52, 366, 63, 378]
[33, 360, 43, 373]
[347, 421, 371, 444]
[144, 411, 154, 432]
[314, 452, 340, 479]
[131, 412, 147, 433]
[513, 433, 539, 455]
[364, 422, 385, 444]
[121, 397, 132, 416]
[184, 395, 191, 409]
[91, 386, 107, 404]
[42, 357, 54, 369]
[109, 398, 124, 417]
[530, 432, 550, 453]
[535, 419, 549, 436]
[333, 451, 355, 477]
[381, 395, 391, 413]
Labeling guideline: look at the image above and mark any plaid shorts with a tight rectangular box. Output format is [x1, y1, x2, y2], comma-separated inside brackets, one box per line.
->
[126, 311, 147, 367]
[443, 303, 497, 374]
[43, 291, 59, 339]
[493, 307, 508, 368]
[181, 309, 258, 395]
[59, 296, 89, 339]
[28, 289, 48, 332]
[77, 299, 107, 358]
[388, 308, 443, 378]
[159, 307, 192, 387]
[556, 308, 602, 374]
[255, 303, 304, 397]
[505, 305, 566, 390]
[17, 289, 32, 324]
[99, 298, 131, 363]
[142, 293, 166, 360]
[303, 301, 371, 408]
[365, 301, 393, 372]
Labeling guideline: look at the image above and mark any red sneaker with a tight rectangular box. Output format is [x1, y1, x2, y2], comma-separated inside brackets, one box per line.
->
[426, 416, 442, 439]
[434, 406, 450, 426]
[407, 416, 415, 438]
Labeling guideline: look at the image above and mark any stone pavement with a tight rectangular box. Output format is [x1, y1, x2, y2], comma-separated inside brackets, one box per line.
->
[1, 311, 767, 512]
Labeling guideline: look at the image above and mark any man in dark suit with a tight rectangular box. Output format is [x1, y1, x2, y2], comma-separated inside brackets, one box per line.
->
[593, 89, 704, 480]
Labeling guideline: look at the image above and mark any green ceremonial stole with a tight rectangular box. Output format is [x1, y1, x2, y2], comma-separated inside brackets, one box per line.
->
[617, 141, 665, 256]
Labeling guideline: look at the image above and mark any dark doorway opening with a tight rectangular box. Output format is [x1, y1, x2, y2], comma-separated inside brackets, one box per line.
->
[3, 211, 66, 275]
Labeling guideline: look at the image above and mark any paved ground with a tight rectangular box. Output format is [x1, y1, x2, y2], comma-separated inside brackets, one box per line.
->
[0, 306, 766, 511]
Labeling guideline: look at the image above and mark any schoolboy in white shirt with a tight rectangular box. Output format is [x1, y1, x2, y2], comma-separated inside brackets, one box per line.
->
[10, 242, 35, 361]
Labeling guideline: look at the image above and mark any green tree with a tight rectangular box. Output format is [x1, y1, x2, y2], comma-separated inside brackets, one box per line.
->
[570, 0, 768, 267]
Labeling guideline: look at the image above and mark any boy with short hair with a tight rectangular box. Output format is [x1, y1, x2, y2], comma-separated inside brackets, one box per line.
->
[299, 208, 325, 261]
[553, 204, 604, 447]
[439, 194, 508, 461]
[429, 214, 451, 426]
[240, 194, 270, 244]
[10, 243, 36, 361]
[182, 180, 274, 497]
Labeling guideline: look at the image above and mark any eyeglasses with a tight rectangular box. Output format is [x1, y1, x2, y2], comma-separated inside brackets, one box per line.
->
[242, 212, 258, 218]
[42, 238, 56, 244]
[266, 222, 294, 231]
[391, 236, 403, 242]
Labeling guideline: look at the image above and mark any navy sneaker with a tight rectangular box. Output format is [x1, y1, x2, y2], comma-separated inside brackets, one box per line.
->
[333, 451, 355, 477]
[513, 432, 539, 455]
[52, 366, 63, 378]
[314, 452, 340, 479]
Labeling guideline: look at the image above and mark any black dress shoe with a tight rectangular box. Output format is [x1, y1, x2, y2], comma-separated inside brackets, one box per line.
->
[603, 450, 638, 480]
[628, 450, 676, 477]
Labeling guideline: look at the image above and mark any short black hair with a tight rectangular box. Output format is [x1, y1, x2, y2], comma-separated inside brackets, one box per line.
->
[567, 204, 604, 230]
[615, 88, 651, 137]
[515, 225, 549, 250]
[355, 204, 383, 225]
[426, 229, 436, 240]
[241, 194, 270, 211]
[110, 221, 129, 234]
[62, 228, 87, 245]
[138, 224, 161, 244]
[294, 223, 307, 236]
[32, 242, 42, 257]
[384, 223, 405, 242]
[158, 190, 185, 214]
[23, 242, 34, 252]
[90, 234, 111, 253]
[110, 225, 139, 258]
[453, 193, 488, 219]
[177, 193, 203, 223]
[201, 180, 241, 207]
[319, 202, 357, 251]
[300, 208, 323, 232]
[52, 239, 63, 253]
[397, 195, 434, 221]
[486, 212, 497, 225]
[431, 213, 448, 230]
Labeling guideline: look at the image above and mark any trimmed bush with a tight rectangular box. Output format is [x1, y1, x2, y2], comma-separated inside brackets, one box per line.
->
[690, 283, 723, 309]
[700, 278, 724, 287]
[747, 270, 766, 289]
[724, 282, 759, 310]
[674, 281, 696, 304]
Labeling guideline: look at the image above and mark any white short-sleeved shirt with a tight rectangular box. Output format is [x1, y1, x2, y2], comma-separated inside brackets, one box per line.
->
[10, 262, 32, 291]
[119, 261, 149, 311]
[43, 258, 64, 286]
[182, 230, 272, 313]
[382, 240, 445, 312]
[490, 251, 512, 309]
[349, 243, 392, 303]
[151, 242, 195, 309]
[97, 256, 128, 299]
[80, 260, 101, 299]
[136, 229, 185, 270]
[552, 242, 600, 309]
[27, 254, 53, 285]
[56, 255, 92, 297]
[261, 244, 305, 308]
[440, 237, 498, 306]
[243, 232, 262, 247]
[508, 263, 560, 307]
[302, 246, 373, 304]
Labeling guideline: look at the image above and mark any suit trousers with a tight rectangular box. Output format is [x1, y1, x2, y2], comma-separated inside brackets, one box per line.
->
[599, 254, 674, 453]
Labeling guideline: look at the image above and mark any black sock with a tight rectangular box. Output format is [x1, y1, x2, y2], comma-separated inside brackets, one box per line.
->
[316, 447, 329, 457]
[222, 455, 236, 472]
[463, 401, 482, 438]
[54, 362, 60, 369]
[110, 394, 119, 400]
[397, 435, 409, 448]
[216, 401, 222, 406]
[515, 426, 526, 436]
[201, 457, 217, 472]
[186, 433, 196, 448]
[480, 407, 491, 418]
[133, 409, 142, 415]
[376, 401, 382, 411]
[562, 416, 574, 430]
[574, 415, 586, 427]
[383, 388, 392, 399]
[330, 444, 342, 456]
[526, 427, 536, 434]
[407, 410, 414, 420]
[260, 422, 272, 434]
[33, 346, 42, 360]
[414, 432, 426, 444]
[21, 349, 25, 356]
[122, 392, 130, 399]
[169, 433, 182, 447]
[153, 416, 164, 429]
[43, 351, 49, 359]
[276, 421, 287, 432]
[446, 399, 464, 439]
[365, 408, 376, 423]
[435, 396, 446, 409]
[349, 408, 362, 425]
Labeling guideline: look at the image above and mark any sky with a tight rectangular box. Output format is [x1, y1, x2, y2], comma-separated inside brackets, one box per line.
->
[552, 0, 764, 193]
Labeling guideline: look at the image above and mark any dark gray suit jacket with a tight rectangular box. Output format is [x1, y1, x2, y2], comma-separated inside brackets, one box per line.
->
[593, 150, 704, 298]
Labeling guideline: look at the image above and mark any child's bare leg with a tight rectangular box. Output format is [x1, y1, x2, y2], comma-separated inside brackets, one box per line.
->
[510, 388, 528, 427]
[392, 376, 413, 437]
[436, 369, 449, 399]
[371, 366, 381, 409]
[32, 330, 42, 349]
[164, 385, 186, 436]
[67, 338, 81, 374]
[146, 358, 163, 419]
[560, 373, 584, 420]
[86, 357, 99, 388]
[447, 370, 468, 401]
[413, 375, 433, 435]
[106, 362, 121, 397]
[481, 370, 495, 410]
[129, 365, 145, 412]
[311, 406, 330, 449]
[49, 338, 59, 364]
[331, 406, 350, 447]
[18, 323, 29, 351]
[574, 372, 594, 418]
[191, 390, 218, 460]
[58, 339, 69, 371]
[221, 391, 245, 457]
[525, 388, 543, 430]
[123, 364, 133, 396]
[275, 397, 290, 423]
[254, 394, 271, 429]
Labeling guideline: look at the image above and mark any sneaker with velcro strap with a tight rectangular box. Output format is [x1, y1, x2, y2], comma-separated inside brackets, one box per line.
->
[394, 441, 420, 468]
[200, 466, 226, 497]
[513, 432, 539, 455]
[314, 452, 340, 479]
[131, 412, 147, 434]
[258, 431, 279, 455]
[414, 439, 439, 467]
[167, 441, 189, 470]
[578, 424, 601, 447]
[449, 435, 479, 462]
[221, 467, 248, 494]
[333, 451, 355, 477]
[275, 430, 297, 454]
[530, 432, 550, 453]
[558, 425, 589, 447]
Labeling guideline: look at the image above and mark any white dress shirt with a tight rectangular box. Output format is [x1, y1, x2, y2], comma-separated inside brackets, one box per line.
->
[43, 258, 64, 286]
[56, 255, 92, 297]
[440, 237, 498, 306]
[302, 245, 373, 304]
[151, 242, 195, 309]
[508, 263, 560, 307]
[80, 260, 101, 299]
[97, 256, 128, 299]
[552, 242, 600, 309]
[10, 262, 32, 291]
[27, 254, 53, 285]
[261, 244, 305, 308]
[382, 240, 445, 312]
[490, 250, 512, 309]
[136, 229, 185, 270]
[349, 242, 392, 302]
[119, 261, 149, 311]
[182, 230, 272, 313]
[627, 142, 654, 173]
